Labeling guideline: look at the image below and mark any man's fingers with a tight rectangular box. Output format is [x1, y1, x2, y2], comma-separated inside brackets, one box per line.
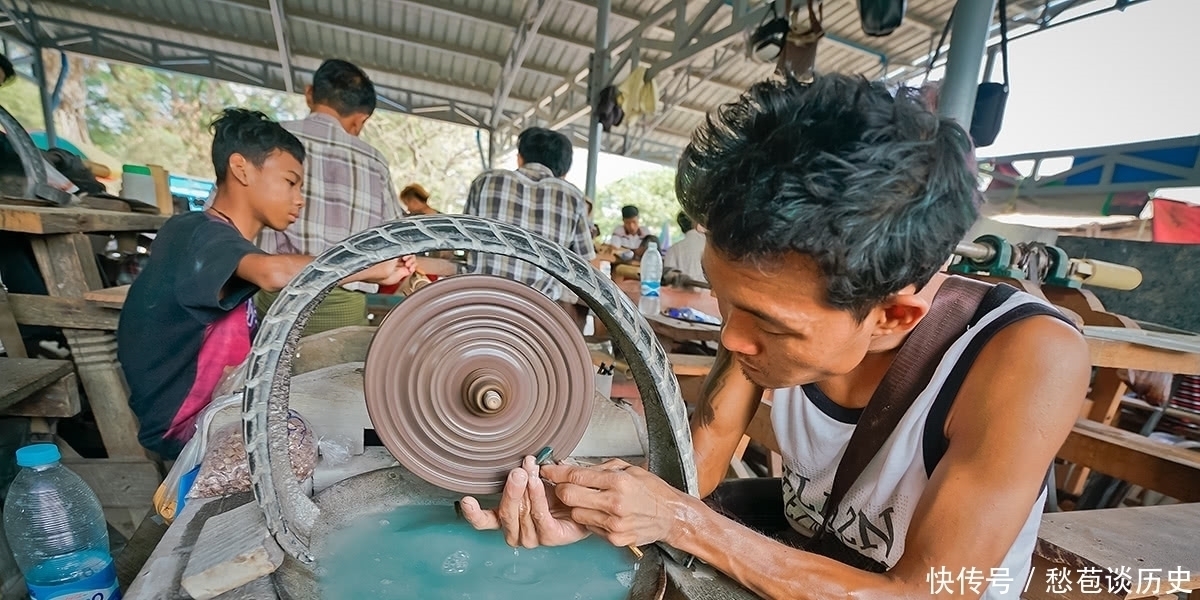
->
[459, 496, 499, 531]
[541, 464, 626, 491]
[496, 468, 529, 547]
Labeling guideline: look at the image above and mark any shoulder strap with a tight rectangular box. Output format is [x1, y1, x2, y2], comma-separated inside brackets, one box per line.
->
[809, 275, 992, 545]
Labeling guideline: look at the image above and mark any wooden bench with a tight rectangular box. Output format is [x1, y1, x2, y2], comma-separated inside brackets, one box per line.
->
[1056, 419, 1200, 503]
[1027, 503, 1200, 600]
[0, 357, 81, 418]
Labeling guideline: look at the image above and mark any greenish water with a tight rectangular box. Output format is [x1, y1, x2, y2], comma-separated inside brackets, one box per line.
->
[319, 504, 638, 599]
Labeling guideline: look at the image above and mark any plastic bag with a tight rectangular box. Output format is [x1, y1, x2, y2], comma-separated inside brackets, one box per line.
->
[188, 410, 317, 498]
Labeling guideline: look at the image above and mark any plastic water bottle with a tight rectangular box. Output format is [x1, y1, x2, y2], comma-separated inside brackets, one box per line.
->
[4, 444, 121, 600]
[639, 242, 663, 316]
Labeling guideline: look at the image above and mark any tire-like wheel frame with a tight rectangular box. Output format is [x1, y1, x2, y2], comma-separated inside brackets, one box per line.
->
[241, 215, 697, 564]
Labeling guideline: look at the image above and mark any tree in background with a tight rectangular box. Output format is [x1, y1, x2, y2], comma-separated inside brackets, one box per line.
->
[0, 53, 482, 208]
[594, 167, 682, 243]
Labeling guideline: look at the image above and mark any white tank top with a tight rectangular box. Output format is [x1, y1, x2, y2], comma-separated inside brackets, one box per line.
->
[772, 285, 1069, 599]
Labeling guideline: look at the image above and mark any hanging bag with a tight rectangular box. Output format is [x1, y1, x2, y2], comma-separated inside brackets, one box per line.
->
[970, 0, 1010, 147]
[778, 0, 825, 79]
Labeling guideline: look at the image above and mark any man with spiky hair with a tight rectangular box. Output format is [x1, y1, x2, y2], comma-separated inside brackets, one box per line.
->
[463, 74, 1090, 599]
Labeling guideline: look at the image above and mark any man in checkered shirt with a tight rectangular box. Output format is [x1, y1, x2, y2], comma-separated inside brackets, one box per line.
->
[255, 59, 404, 334]
[463, 127, 596, 330]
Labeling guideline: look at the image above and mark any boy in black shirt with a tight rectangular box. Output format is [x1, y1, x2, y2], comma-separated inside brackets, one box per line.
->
[118, 109, 413, 459]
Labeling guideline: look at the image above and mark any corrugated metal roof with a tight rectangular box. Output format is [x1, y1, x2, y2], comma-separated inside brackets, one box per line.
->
[2, 0, 1125, 165]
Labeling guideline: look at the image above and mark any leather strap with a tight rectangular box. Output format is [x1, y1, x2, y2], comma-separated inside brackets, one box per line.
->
[808, 275, 992, 546]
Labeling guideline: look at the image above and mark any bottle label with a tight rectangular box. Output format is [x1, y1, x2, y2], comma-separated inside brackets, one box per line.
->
[27, 558, 121, 600]
[641, 281, 660, 298]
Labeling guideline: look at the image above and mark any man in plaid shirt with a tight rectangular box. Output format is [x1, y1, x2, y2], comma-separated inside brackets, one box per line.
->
[256, 59, 403, 334]
[463, 127, 596, 329]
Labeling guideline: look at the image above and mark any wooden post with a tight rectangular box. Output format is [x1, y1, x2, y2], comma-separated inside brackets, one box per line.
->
[30, 234, 146, 458]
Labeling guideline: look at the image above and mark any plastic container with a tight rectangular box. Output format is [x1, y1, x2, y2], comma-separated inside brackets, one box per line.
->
[638, 242, 663, 316]
[119, 164, 156, 206]
[4, 444, 120, 600]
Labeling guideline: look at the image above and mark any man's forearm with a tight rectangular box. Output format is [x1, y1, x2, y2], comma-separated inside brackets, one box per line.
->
[669, 500, 906, 600]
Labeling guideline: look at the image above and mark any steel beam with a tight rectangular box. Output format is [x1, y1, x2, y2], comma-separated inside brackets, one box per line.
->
[490, 0, 554, 129]
[8, 12, 501, 132]
[266, 0, 294, 93]
[938, 0, 998, 125]
[0, 0, 33, 44]
[31, 44, 55, 146]
[584, 0, 610, 199]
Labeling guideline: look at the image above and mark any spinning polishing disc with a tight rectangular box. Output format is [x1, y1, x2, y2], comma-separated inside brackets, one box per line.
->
[363, 275, 595, 495]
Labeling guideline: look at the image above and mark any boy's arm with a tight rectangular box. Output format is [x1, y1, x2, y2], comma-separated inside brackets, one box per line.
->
[237, 253, 415, 293]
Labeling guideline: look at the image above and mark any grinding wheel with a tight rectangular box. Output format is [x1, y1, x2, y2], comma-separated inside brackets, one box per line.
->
[363, 274, 595, 495]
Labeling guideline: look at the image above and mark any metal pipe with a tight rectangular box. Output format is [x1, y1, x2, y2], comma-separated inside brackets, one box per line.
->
[954, 240, 995, 262]
[937, 0, 998, 126]
[31, 46, 56, 147]
[584, 0, 610, 200]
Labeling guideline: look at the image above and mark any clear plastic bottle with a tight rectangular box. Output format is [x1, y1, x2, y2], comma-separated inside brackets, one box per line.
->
[638, 242, 663, 316]
[4, 444, 121, 600]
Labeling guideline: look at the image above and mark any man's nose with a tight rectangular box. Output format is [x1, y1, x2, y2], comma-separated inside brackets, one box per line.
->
[720, 311, 759, 356]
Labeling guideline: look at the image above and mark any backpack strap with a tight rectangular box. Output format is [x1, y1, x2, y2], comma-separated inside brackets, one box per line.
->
[807, 275, 992, 546]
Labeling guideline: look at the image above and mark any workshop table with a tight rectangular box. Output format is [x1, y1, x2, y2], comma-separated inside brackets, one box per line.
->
[615, 278, 722, 344]
[1, 203, 167, 458]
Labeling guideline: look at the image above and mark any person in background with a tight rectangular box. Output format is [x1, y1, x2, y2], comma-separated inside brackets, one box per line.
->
[118, 109, 412, 459]
[400, 182, 439, 216]
[608, 205, 652, 260]
[256, 58, 407, 335]
[663, 211, 707, 285]
[462, 127, 594, 331]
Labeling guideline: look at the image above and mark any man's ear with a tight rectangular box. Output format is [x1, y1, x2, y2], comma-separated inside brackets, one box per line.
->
[869, 286, 929, 338]
[345, 113, 369, 136]
[304, 86, 315, 110]
[228, 153, 253, 187]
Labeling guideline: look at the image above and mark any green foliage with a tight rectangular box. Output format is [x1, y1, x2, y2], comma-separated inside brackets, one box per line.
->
[22, 56, 483, 210]
[0, 78, 46, 132]
[594, 167, 683, 242]
[360, 111, 481, 214]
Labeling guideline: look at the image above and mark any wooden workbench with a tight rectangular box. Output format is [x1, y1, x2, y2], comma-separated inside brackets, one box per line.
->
[1, 203, 167, 459]
[1026, 502, 1200, 600]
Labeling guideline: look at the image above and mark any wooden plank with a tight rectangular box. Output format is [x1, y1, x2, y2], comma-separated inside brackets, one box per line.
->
[72, 233, 106, 291]
[1, 371, 81, 417]
[0, 357, 73, 410]
[1087, 337, 1200, 375]
[668, 353, 715, 378]
[7, 293, 122, 330]
[181, 502, 284, 600]
[83, 285, 129, 310]
[0, 285, 27, 358]
[60, 458, 159, 510]
[0, 205, 168, 235]
[1120, 396, 1200, 424]
[1035, 503, 1200, 598]
[31, 235, 145, 458]
[1084, 326, 1200, 354]
[1056, 419, 1200, 502]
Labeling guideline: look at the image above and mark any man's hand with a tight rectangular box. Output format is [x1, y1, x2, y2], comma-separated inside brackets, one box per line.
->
[541, 459, 696, 548]
[460, 456, 590, 548]
[349, 255, 417, 287]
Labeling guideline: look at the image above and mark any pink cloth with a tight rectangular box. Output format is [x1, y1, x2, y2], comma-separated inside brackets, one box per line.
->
[164, 301, 254, 440]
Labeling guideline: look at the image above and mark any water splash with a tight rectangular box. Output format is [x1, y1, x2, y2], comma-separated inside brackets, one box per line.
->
[442, 550, 471, 574]
[615, 570, 634, 588]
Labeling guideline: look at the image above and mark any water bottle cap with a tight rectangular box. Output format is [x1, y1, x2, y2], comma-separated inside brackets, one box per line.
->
[16, 443, 61, 467]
